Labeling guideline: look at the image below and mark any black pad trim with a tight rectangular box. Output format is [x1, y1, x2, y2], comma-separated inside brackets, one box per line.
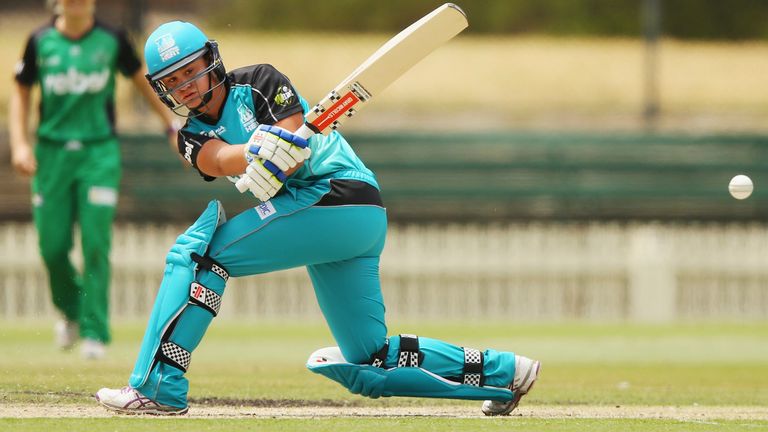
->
[370, 339, 389, 368]
[157, 341, 191, 372]
[191, 253, 229, 281]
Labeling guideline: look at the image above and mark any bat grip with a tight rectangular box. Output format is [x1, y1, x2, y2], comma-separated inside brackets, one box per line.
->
[294, 123, 317, 140]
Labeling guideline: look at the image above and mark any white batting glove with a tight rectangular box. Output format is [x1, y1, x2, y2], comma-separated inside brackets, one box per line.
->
[234, 159, 287, 202]
[244, 124, 311, 172]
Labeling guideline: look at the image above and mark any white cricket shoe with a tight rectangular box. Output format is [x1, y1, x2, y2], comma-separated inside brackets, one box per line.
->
[95, 386, 189, 415]
[81, 338, 106, 360]
[54, 319, 79, 350]
[481, 355, 540, 416]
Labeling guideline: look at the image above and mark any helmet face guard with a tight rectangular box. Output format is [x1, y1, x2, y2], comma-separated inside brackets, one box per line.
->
[146, 41, 227, 118]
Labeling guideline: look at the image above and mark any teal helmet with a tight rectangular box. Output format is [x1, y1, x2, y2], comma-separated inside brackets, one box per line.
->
[144, 21, 226, 116]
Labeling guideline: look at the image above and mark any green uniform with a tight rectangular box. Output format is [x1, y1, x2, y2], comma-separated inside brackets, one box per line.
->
[15, 19, 142, 343]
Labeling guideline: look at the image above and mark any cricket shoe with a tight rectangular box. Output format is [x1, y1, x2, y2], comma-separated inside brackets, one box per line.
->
[95, 386, 189, 415]
[54, 319, 79, 350]
[481, 355, 540, 416]
[81, 338, 106, 360]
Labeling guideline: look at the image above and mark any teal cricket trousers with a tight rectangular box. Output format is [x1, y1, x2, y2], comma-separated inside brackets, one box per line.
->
[136, 179, 514, 408]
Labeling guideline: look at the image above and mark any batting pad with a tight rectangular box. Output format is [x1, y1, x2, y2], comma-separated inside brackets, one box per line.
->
[307, 347, 513, 402]
[129, 200, 226, 390]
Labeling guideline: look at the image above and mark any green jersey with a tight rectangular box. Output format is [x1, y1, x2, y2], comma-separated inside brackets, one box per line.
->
[14, 19, 141, 142]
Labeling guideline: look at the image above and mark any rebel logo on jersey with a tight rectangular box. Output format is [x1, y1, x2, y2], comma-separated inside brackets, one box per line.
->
[43, 67, 109, 95]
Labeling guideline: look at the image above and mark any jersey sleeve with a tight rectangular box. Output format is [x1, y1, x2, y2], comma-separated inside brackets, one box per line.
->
[244, 64, 304, 124]
[14, 34, 38, 86]
[115, 29, 142, 77]
[177, 130, 216, 182]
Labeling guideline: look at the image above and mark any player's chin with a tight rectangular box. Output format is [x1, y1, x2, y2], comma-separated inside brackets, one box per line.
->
[184, 99, 206, 112]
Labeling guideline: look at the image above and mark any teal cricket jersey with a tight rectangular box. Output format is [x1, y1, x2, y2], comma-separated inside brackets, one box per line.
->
[178, 64, 379, 192]
[14, 19, 142, 142]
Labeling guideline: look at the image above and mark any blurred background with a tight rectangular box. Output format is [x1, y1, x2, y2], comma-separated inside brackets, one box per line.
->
[1, 0, 767, 323]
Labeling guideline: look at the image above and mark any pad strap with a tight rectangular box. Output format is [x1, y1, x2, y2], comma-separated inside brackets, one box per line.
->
[370, 339, 389, 368]
[189, 282, 222, 316]
[397, 334, 421, 367]
[462, 347, 484, 387]
[370, 335, 424, 368]
[158, 341, 191, 372]
[191, 252, 229, 282]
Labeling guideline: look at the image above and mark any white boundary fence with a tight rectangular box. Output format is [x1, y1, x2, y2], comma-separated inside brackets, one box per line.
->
[1, 222, 767, 321]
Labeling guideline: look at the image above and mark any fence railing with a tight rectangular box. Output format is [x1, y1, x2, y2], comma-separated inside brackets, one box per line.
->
[1, 222, 767, 321]
[3, 132, 768, 222]
[119, 132, 768, 222]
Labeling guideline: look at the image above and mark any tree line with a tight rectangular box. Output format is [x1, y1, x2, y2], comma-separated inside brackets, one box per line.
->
[205, 0, 768, 40]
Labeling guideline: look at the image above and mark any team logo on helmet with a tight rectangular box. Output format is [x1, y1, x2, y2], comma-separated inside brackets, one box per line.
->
[156, 34, 180, 62]
[274, 85, 295, 106]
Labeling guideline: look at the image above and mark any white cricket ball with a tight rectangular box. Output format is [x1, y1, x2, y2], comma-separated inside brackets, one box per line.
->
[728, 174, 753, 200]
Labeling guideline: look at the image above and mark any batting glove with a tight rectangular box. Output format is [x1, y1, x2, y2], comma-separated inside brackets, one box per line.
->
[234, 159, 288, 202]
[244, 124, 311, 172]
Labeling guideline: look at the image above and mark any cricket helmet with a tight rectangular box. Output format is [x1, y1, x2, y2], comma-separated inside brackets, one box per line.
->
[144, 21, 226, 116]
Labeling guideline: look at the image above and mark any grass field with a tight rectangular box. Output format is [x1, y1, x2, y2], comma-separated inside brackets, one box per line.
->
[1, 320, 767, 431]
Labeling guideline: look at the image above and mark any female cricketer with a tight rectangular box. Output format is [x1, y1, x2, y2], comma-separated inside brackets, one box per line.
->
[95, 20, 539, 416]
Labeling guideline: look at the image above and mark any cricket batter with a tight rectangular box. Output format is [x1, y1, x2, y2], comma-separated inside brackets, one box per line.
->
[95, 21, 540, 415]
[9, 0, 179, 359]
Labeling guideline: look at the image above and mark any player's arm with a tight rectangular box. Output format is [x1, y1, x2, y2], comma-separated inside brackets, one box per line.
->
[10, 33, 38, 177]
[274, 112, 304, 137]
[195, 139, 247, 178]
[8, 81, 36, 176]
[191, 135, 285, 203]
[196, 111, 307, 178]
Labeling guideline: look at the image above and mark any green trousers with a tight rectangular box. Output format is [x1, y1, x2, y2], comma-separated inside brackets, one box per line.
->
[32, 137, 121, 343]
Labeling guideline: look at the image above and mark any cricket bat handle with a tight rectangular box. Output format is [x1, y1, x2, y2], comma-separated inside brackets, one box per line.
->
[294, 122, 317, 140]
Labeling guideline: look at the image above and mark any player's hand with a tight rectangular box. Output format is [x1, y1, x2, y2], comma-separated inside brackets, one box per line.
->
[234, 159, 287, 202]
[244, 124, 311, 172]
[11, 143, 37, 176]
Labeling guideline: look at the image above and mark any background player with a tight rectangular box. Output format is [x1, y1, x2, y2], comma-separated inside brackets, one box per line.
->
[8, 0, 180, 359]
[94, 20, 540, 415]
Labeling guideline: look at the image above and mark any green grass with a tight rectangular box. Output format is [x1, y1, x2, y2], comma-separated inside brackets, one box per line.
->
[5, 418, 768, 432]
[1, 321, 767, 431]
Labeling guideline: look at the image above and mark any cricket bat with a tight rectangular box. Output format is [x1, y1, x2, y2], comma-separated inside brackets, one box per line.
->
[237, 3, 467, 193]
[296, 2, 468, 138]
